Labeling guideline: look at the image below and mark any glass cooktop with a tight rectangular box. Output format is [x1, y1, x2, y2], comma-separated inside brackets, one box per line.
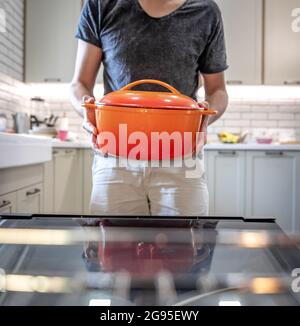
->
[0, 215, 299, 306]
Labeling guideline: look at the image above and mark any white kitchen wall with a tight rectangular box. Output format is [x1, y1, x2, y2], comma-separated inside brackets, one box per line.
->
[0, 0, 30, 129]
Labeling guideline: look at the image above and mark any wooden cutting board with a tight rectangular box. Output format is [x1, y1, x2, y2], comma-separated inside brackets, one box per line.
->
[279, 141, 300, 145]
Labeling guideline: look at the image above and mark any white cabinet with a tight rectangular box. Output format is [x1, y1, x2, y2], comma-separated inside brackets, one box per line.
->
[0, 164, 44, 215]
[206, 149, 300, 233]
[206, 150, 246, 216]
[0, 185, 43, 215]
[53, 149, 83, 214]
[44, 148, 93, 215]
[245, 151, 300, 232]
[17, 184, 44, 214]
[264, 0, 300, 85]
[43, 160, 54, 214]
[25, 0, 82, 83]
[215, 0, 263, 85]
[0, 192, 17, 214]
[83, 149, 94, 214]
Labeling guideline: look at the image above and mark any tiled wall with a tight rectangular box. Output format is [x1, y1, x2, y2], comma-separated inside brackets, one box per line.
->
[0, 0, 29, 129]
[208, 98, 300, 142]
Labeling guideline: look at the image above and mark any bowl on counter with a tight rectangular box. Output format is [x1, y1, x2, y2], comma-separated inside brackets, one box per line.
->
[218, 131, 248, 144]
[256, 137, 273, 144]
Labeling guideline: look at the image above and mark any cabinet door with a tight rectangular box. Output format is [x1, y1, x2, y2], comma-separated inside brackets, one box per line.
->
[246, 151, 300, 233]
[26, 0, 82, 83]
[207, 150, 246, 216]
[215, 0, 263, 85]
[53, 149, 83, 214]
[17, 184, 43, 214]
[83, 150, 94, 214]
[265, 0, 300, 85]
[0, 192, 17, 214]
[43, 160, 54, 214]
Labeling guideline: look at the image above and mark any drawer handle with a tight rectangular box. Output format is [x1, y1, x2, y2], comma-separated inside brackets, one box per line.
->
[226, 80, 243, 85]
[44, 78, 61, 83]
[0, 200, 11, 209]
[26, 189, 41, 197]
[218, 151, 237, 156]
[53, 149, 75, 156]
[284, 81, 300, 86]
[265, 151, 285, 157]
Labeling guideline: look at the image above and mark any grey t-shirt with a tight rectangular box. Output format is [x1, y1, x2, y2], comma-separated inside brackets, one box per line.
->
[76, 0, 228, 99]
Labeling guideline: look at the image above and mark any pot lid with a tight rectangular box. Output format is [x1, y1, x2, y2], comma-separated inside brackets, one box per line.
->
[99, 80, 200, 110]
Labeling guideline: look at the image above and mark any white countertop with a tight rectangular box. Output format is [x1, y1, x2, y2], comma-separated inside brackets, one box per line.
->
[51, 139, 91, 149]
[52, 139, 300, 151]
[204, 143, 300, 151]
[0, 133, 52, 169]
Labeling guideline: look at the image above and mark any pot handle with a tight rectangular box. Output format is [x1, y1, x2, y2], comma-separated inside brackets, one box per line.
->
[200, 109, 218, 115]
[198, 103, 218, 115]
[82, 103, 98, 110]
[120, 79, 181, 95]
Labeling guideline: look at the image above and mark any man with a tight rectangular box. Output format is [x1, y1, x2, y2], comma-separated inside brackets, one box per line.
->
[70, 0, 228, 216]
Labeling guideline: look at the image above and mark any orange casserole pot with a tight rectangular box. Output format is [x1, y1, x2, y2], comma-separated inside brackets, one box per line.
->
[82, 80, 217, 160]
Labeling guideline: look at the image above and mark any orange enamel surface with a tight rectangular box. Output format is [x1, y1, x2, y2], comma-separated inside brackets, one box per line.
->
[81, 80, 217, 160]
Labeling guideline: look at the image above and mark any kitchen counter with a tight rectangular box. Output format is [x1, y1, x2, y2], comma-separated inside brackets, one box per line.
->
[52, 139, 300, 151]
[0, 133, 52, 169]
[205, 143, 300, 151]
[51, 139, 91, 149]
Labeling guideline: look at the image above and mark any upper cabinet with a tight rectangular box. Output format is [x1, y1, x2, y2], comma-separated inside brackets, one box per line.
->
[24, 0, 300, 86]
[25, 0, 82, 83]
[215, 0, 263, 85]
[264, 0, 300, 85]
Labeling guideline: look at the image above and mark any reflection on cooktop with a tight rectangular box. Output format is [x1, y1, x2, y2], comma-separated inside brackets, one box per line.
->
[0, 216, 299, 306]
[82, 219, 218, 276]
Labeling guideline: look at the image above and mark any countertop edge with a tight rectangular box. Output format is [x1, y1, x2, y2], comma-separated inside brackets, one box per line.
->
[52, 141, 300, 151]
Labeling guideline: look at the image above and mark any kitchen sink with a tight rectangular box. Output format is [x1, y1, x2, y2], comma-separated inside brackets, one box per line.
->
[0, 133, 52, 169]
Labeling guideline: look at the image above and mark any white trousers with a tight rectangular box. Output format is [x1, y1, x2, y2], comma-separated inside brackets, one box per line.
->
[90, 154, 209, 216]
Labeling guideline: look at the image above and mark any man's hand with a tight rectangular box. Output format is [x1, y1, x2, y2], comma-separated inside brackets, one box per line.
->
[82, 96, 98, 149]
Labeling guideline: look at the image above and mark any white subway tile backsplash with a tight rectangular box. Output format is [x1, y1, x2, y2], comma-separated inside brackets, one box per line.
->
[278, 120, 300, 128]
[251, 105, 278, 113]
[214, 126, 241, 134]
[242, 112, 268, 120]
[211, 119, 224, 127]
[222, 112, 241, 120]
[278, 105, 300, 113]
[224, 120, 250, 127]
[268, 113, 294, 120]
[227, 103, 251, 112]
[251, 120, 278, 128]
